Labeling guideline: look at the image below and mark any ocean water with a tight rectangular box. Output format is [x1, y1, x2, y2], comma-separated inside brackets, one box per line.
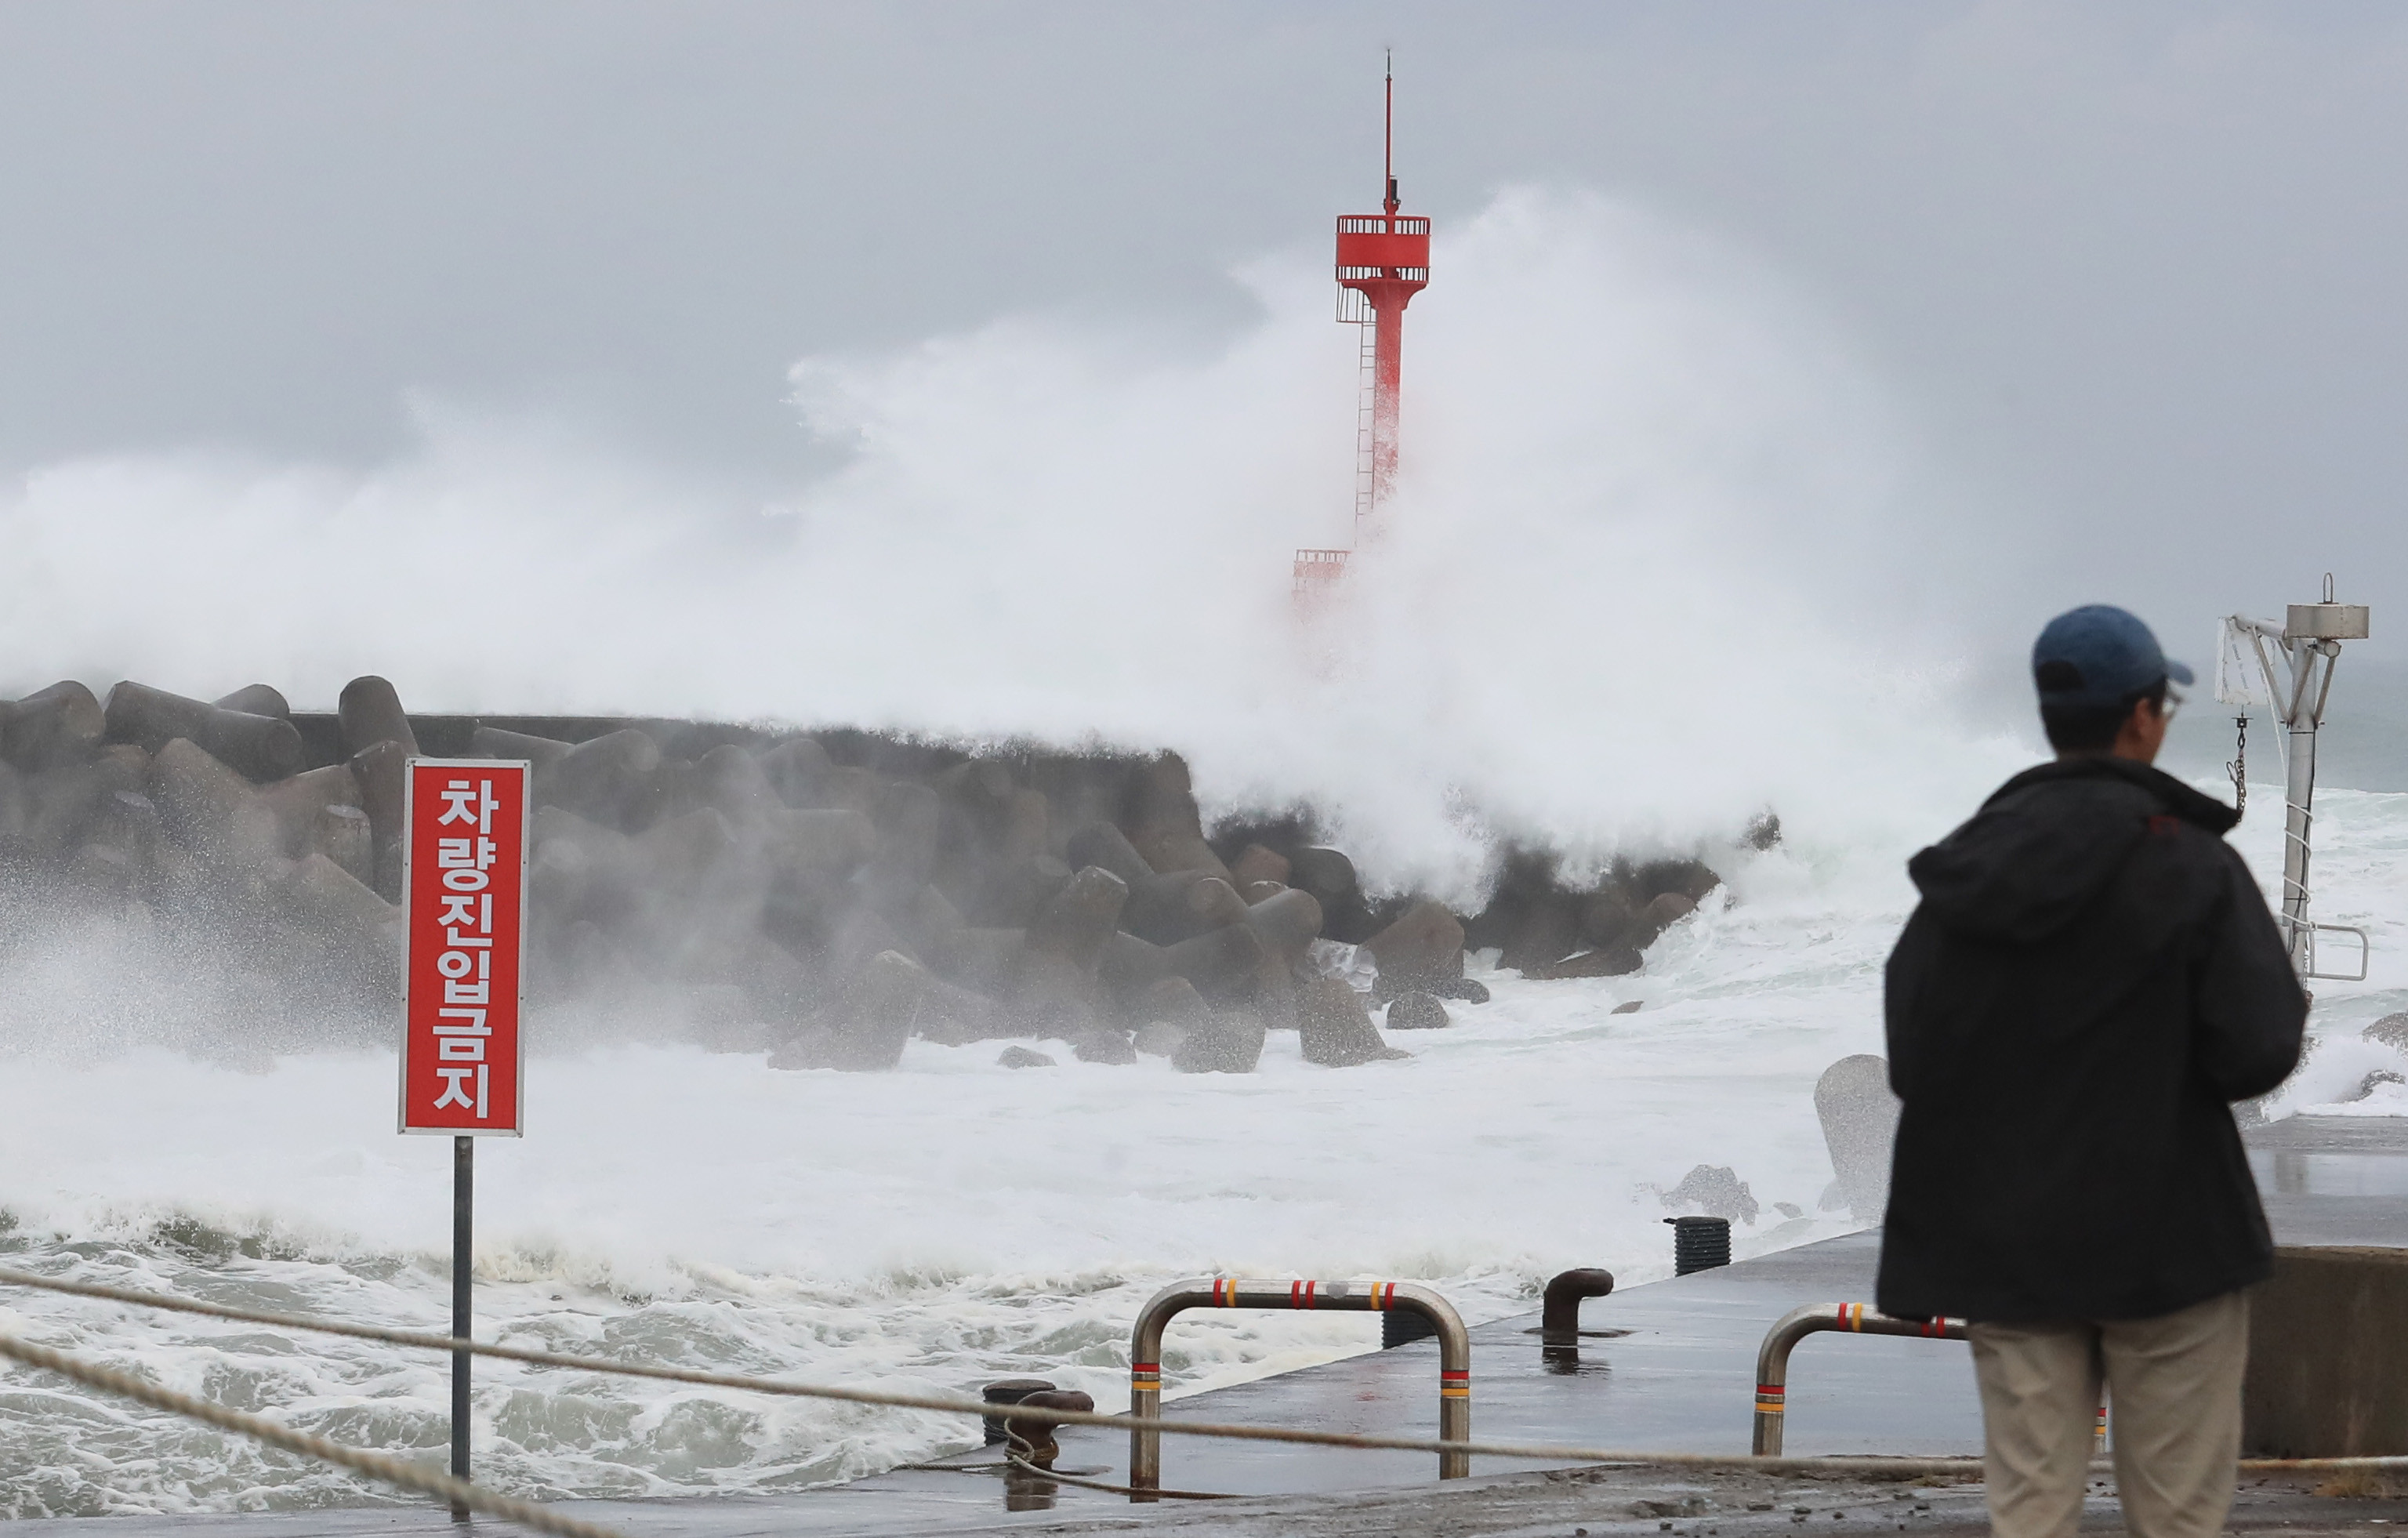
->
[0, 183, 2392, 1515]
[1, 773, 2399, 1517]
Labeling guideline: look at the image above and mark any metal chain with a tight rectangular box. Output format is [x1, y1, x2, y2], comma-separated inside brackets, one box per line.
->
[2228, 713, 2247, 815]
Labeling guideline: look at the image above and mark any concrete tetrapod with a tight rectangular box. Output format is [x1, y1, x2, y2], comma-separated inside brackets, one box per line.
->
[1019, 865, 1126, 964]
[1100, 925, 1268, 1003]
[773, 949, 928, 1071]
[860, 782, 943, 909]
[336, 676, 419, 759]
[21, 747, 148, 863]
[1123, 870, 1249, 945]
[1815, 1054, 1901, 1221]
[472, 726, 572, 771]
[971, 853, 1071, 929]
[1288, 845, 1373, 941]
[349, 740, 408, 900]
[1244, 884, 1325, 1032]
[1363, 899, 1467, 992]
[106, 682, 304, 785]
[542, 729, 664, 831]
[1386, 992, 1452, 1031]
[257, 765, 365, 858]
[1298, 975, 1408, 1066]
[755, 737, 835, 808]
[0, 681, 106, 771]
[1010, 865, 1128, 1035]
[927, 927, 1022, 1000]
[311, 805, 375, 886]
[274, 852, 404, 995]
[1130, 975, 1212, 1057]
[1228, 843, 1292, 889]
[212, 684, 291, 721]
[1170, 1010, 1266, 1073]
[1122, 754, 1232, 881]
[1064, 820, 1154, 887]
[90, 789, 165, 874]
[147, 738, 277, 866]
[907, 975, 1008, 1046]
[1242, 887, 1324, 966]
[672, 743, 783, 827]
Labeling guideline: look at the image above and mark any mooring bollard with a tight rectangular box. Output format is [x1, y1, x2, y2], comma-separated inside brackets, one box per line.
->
[1000, 1389, 1094, 1469]
[1128, 1278, 1469, 1500]
[1541, 1268, 1617, 1346]
[981, 1378, 1058, 1446]
[1666, 1215, 1732, 1275]
[1751, 1302, 1966, 1455]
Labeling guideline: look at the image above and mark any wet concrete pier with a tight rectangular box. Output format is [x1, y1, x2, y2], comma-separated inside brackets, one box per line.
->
[9, 1115, 2408, 1537]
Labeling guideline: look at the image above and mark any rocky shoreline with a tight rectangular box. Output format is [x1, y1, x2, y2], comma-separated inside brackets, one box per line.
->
[0, 677, 1739, 1071]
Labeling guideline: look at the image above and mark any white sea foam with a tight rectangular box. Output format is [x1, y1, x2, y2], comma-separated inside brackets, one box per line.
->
[0, 188, 2015, 898]
[0, 184, 2395, 1514]
[0, 782, 2399, 1514]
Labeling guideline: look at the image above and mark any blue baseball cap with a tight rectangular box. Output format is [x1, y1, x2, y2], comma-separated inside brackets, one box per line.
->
[2032, 604, 2194, 709]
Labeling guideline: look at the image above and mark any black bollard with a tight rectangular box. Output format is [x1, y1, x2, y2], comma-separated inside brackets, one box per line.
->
[1666, 1215, 1732, 1275]
[1000, 1389, 1094, 1468]
[981, 1379, 1058, 1446]
[1383, 1309, 1438, 1349]
[1541, 1268, 1617, 1339]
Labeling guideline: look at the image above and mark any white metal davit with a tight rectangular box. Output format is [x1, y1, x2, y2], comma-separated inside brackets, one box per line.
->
[2214, 575, 2372, 981]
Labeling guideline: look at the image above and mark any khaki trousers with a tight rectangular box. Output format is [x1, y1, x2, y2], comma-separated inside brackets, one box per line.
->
[1967, 1289, 2249, 1538]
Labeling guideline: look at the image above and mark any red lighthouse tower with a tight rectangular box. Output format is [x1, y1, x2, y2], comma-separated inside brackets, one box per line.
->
[1295, 60, 1431, 606]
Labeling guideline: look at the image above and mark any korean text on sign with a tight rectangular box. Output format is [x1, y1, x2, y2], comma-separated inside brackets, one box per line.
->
[400, 759, 529, 1134]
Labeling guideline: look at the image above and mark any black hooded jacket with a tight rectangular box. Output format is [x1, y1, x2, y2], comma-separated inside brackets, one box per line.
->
[1875, 756, 2305, 1323]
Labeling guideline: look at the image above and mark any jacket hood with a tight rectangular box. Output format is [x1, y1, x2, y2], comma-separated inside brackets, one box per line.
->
[1906, 757, 2239, 945]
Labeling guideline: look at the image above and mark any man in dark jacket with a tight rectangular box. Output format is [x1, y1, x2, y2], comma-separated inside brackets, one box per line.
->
[1878, 604, 2305, 1538]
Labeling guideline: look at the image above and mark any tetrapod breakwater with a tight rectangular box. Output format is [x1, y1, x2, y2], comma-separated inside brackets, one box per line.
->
[0, 675, 1739, 1069]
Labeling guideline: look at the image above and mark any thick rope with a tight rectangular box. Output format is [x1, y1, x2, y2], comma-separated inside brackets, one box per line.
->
[999, 1453, 1238, 1500]
[2, 1266, 2399, 1478]
[0, 1331, 629, 1538]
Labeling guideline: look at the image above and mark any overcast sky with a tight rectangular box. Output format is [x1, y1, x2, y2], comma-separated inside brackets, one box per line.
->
[4, 1, 2406, 682]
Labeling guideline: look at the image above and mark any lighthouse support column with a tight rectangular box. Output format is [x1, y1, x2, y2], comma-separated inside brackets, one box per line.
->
[1369, 296, 1404, 513]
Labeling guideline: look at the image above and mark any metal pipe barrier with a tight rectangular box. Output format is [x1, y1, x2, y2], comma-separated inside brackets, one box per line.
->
[1753, 1303, 2109, 1459]
[6, 1268, 2406, 1490]
[1129, 1276, 1469, 1499]
[1753, 1303, 1967, 1455]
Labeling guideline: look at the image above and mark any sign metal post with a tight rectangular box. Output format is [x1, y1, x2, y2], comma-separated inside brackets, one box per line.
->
[397, 758, 530, 1511]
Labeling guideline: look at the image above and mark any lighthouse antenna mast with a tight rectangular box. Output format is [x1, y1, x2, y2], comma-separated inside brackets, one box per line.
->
[1384, 50, 1398, 216]
[1293, 55, 1431, 615]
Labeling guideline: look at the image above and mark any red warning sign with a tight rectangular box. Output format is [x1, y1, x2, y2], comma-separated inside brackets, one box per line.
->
[398, 758, 530, 1135]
